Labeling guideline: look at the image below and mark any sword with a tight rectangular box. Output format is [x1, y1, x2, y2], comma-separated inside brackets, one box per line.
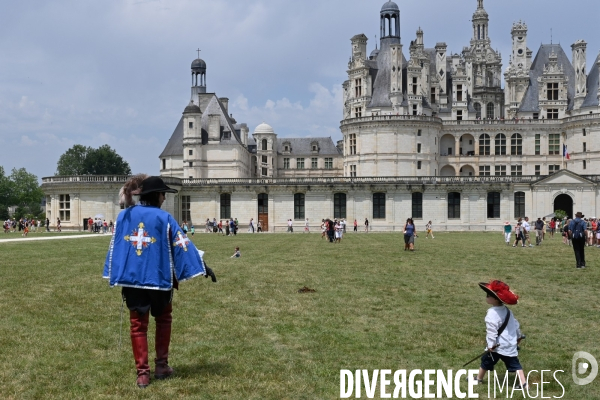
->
[462, 344, 499, 368]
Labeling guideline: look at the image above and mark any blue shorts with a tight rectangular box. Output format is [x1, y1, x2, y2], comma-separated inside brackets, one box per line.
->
[480, 352, 522, 372]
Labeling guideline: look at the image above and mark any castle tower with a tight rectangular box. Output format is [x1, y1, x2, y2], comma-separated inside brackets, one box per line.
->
[380, 1, 400, 40]
[504, 21, 530, 118]
[472, 0, 489, 42]
[252, 123, 277, 178]
[511, 21, 528, 70]
[191, 56, 207, 103]
[182, 101, 202, 179]
[572, 40, 588, 109]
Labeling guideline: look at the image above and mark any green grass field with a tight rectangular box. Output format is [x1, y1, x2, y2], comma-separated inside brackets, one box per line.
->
[0, 231, 598, 399]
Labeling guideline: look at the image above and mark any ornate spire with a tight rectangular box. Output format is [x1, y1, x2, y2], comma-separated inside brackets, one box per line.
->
[478, 0, 484, 9]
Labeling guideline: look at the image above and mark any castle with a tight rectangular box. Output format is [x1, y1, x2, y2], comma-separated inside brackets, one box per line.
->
[42, 1, 600, 231]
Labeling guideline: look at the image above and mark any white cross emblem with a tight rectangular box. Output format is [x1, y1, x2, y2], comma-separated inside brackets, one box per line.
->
[173, 231, 190, 251]
[124, 222, 156, 256]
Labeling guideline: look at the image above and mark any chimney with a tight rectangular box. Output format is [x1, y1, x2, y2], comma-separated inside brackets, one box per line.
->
[208, 114, 221, 142]
[219, 97, 229, 114]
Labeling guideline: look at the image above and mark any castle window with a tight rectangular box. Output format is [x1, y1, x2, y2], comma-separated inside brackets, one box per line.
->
[284, 145, 289, 152]
[547, 83, 559, 100]
[349, 134, 357, 155]
[417, 143, 422, 153]
[220, 194, 231, 219]
[334, 193, 347, 219]
[486, 102, 495, 119]
[412, 105, 418, 116]
[417, 161, 422, 170]
[583, 128, 586, 136]
[262, 139, 268, 151]
[549, 165, 560, 174]
[457, 85, 463, 102]
[583, 160, 587, 170]
[325, 158, 333, 169]
[311, 158, 318, 169]
[354, 107, 362, 118]
[535, 165, 540, 176]
[59, 194, 70, 222]
[583, 142, 587, 152]
[412, 77, 418, 95]
[535, 134, 540, 155]
[448, 192, 461, 219]
[189, 150, 193, 156]
[495, 134, 506, 155]
[511, 165, 522, 176]
[355, 78, 362, 97]
[457, 110, 462, 121]
[283, 158, 290, 169]
[479, 165, 490, 176]
[547, 109, 559, 120]
[487, 192, 501, 219]
[262, 168, 268, 176]
[189, 122, 193, 129]
[533, 113, 539, 120]
[162, 159, 166, 170]
[495, 165, 507, 176]
[262, 155, 268, 164]
[412, 192, 423, 219]
[548, 134, 560, 155]
[514, 192, 525, 218]
[296, 158, 305, 169]
[431, 87, 436, 104]
[181, 195, 191, 222]
[511, 134, 522, 155]
[350, 165, 357, 177]
[479, 134, 490, 155]
[294, 193, 305, 220]
[373, 193, 386, 219]
[417, 129, 422, 136]
[189, 162, 193, 167]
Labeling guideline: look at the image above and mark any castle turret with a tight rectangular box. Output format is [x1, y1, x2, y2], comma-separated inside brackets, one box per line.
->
[572, 40, 587, 109]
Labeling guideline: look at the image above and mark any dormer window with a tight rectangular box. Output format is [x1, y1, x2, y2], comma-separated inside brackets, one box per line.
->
[285, 146, 289, 151]
[311, 141, 320, 154]
[283, 141, 292, 153]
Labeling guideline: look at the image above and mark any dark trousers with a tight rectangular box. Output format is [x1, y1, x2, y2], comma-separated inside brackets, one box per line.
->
[572, 238, 586, 267]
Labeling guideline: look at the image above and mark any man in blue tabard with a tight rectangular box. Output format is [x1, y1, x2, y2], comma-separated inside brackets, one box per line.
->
[103, 175, 216, 388]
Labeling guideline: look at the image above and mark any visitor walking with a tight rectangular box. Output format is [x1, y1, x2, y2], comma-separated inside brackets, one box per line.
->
[503, 221, 512, 245]
[403, 218, 416, 251]
[364, 218, 369, 233]
[425, 221, 434, 239]
[569, 212, 587, 269]
[534, 218, 544, 246]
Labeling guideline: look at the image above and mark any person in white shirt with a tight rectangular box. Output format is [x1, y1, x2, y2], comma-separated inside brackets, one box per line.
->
[522, 217, 533, 247]
[476, 281, 527, 390]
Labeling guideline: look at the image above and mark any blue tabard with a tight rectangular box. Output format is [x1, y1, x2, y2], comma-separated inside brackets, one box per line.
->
[103, 205, 206, 290]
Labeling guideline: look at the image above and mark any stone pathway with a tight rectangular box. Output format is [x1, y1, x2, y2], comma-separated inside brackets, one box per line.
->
[0, 234, 107, 243]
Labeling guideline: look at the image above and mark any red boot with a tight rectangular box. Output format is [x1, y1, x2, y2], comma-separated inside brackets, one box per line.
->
[130, 311, 150, 388]
[154, 302, 174, 379]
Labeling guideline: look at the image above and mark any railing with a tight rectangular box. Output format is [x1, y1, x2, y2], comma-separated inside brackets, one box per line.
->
[443, 119, 562, 126]
[42, 174, 600, 186]
[341, 115, 442, 125]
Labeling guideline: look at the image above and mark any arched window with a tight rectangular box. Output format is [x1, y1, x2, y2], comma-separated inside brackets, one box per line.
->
[479, 134, 490, 155]
[412, 192, 423, 219]
[474, 103, 481, 119]
[514, 192, 525, 219]
[486, 102, 495, 119]
[511, 133, 522, 155]
[448, 192, 461, 219]
[487, 192, 501, 219]
[373, 193, 386, 219]
[495, 134, 506, 155]
[334, 193, 347, 219]
[220, 193, 231, 219]
[294, 193, 305, 220]
[261, 139, 268, 151]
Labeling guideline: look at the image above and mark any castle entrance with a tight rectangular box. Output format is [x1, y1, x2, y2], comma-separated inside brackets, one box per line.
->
[554, 194, 573, 219]
[258, 193, 268, 231]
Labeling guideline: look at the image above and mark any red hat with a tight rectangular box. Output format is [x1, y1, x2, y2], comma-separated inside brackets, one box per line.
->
[479, 280, 519, 305]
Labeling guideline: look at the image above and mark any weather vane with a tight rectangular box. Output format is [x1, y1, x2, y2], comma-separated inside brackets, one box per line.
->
[196, 48, 201, 58]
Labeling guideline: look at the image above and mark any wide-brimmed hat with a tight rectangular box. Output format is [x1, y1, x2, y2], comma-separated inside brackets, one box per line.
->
[139, 176, 178, 195]
[504, 221, 510, 226]
[479, 280, 519, 305]
[575, 212, 584, 218]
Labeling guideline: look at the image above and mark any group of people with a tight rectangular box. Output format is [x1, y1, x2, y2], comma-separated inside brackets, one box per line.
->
[320, 219, 346, 243]
[3, 217, 54, 235]
[87, 217, 113, 234]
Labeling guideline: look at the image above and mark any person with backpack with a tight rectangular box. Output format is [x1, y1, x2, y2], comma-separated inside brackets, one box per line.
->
[569, 212, 587, 269]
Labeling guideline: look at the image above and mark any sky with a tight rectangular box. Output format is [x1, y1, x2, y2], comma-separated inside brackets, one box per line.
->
[1, 0, 598, 181]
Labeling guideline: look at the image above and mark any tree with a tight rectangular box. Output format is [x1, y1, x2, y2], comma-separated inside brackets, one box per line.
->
[0, 166, 12, 220]
[83, 145, 132, 175]
[9, 168, 44, 218]
[55, 144, 131, 176]
[56, 144, 92, 175]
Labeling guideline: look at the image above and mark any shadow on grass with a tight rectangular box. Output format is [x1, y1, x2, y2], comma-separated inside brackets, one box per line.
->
[175, 361, 232, 378]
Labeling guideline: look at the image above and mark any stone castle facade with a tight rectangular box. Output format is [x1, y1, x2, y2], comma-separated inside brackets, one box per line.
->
[43, 1, 600, 232]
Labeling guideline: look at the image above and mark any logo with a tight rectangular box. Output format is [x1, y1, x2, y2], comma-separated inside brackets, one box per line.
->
[572, 351, 598, 386]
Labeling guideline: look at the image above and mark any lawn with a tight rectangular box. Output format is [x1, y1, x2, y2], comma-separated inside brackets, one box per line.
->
[0, 231, 598, 399]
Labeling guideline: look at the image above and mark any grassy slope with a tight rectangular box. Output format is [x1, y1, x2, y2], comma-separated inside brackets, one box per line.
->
[0, 232, 598, 399]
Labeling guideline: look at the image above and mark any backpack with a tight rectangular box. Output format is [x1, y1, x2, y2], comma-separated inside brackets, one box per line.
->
[572, 219, 585, 239]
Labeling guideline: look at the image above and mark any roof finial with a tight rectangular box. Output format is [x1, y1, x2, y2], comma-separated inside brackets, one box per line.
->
[196, 48, 201, 59]
[550, 28, 553, 45]
[375, 35, 378, 50]
[478, 0, 484, 9]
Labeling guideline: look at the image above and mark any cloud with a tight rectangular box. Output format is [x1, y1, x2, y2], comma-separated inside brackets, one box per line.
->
[20, 135, 38, 146]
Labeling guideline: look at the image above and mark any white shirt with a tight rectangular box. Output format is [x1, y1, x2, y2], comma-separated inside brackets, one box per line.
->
[522, 221, 531, 232]
[485, 305, 521, 357]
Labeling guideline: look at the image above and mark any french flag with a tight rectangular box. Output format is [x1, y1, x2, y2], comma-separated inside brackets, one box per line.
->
[563, 144, 570, 160]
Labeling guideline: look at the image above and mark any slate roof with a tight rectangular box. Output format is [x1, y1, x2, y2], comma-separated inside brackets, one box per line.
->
[519, 44, 576, 112]
[582, 53, 600, 108]
[276, 137, 341, 155]
[369, 38, 402, 108]
[159, 94, 243, 159]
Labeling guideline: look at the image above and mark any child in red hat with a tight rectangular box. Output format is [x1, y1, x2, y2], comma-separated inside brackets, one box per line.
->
[476, 280, 527, 390]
